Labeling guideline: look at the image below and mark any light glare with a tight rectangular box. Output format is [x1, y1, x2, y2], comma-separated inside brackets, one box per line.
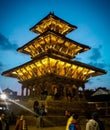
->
[1, 93, 7, 100]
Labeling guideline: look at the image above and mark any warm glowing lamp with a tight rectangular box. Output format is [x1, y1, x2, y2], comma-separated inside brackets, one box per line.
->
[1, 93, 7, 100]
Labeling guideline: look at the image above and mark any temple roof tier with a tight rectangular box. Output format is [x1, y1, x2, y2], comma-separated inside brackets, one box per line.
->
[17, 30, 90, 59]
[2, 54, 106, 83]
[1, 13, 107, 92]
[30, 12, 77, 35]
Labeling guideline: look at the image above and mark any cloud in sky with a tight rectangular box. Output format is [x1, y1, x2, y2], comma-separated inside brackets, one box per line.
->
[0, 33, 30, 74]
[75, 45, 107, 69]
[0, 33, 18, 51]
[88, 46, 107, 69]
[0, 33, 20, 73]
[84, 44, 110, 89]
[89, 46, 102, 61]
[0, 0, 109, 93]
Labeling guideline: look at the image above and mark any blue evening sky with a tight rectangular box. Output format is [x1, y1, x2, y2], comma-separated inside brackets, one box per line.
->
[0, 0, 110, 94]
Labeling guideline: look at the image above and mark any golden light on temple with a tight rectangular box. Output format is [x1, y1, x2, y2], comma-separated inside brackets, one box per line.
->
[2, 56, 106, 83]
[30, 13, 77, 35]
[1, 12, 106, 97]
[17, 30, 90, 59]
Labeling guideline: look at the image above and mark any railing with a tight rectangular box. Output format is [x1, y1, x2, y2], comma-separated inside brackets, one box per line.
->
[88, 101, 110, 116]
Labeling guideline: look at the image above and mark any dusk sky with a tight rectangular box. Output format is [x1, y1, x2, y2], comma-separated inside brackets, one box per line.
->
[0, 0, 110, 94]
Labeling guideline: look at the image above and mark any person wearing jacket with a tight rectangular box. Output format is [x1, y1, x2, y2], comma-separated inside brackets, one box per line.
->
[86, 113, 99, 130]
[0, 113, 9, 130]
[92, 112, 105, 130]
[15, 115, 28, 130]
[66, 112, 81, 130]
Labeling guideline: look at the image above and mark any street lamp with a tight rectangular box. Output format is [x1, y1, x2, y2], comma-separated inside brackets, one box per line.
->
[0, 93, 7, 100]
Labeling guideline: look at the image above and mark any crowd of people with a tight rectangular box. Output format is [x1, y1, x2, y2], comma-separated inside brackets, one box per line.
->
[0, 99, 48, 130]
[85, 112, 105, 130]
[33, 100, 47, 128]
[0, 113, 28, 130]
[0, 113, 9, 130]
[65, 110, 105, 130]
[0, 106, 105, 130]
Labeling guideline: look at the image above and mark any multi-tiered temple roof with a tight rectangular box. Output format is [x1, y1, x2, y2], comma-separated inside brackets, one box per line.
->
[2, 13, 106, 94]
[29, 13, 77, 35]
[17, 30, 90, 59]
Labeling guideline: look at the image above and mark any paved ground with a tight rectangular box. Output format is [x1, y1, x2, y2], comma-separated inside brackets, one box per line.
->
[10, 125, 110, 130]
[10, 125, 66, 130]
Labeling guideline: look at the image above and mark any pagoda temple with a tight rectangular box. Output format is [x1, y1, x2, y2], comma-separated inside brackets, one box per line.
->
[2, 12, 106, 100]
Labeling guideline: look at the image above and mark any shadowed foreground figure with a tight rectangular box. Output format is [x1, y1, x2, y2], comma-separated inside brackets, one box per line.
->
[0, 113, 9, 130]
[15, 115, 28, 130]
[92, 112, 105, 130]
[86, 113, 99, 130]
[66, 112, 81, 130]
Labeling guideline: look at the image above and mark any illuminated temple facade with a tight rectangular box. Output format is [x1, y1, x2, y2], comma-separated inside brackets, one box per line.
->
[2, 13, 106, 99]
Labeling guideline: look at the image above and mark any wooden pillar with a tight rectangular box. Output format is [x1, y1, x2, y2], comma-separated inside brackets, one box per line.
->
[29, 86, 33, 97]
[32, 84, 36, 97]
[26, 87, 28, 97]
[21, 85, 24, 97]
[82, 83, 86, 100]
[74, 84, 80, 101]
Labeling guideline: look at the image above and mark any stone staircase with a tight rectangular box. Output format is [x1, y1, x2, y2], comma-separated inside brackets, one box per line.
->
[8, 96, 96, 126]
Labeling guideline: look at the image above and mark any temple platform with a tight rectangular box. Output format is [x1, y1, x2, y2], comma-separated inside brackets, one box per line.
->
[8, 96, 97, 126]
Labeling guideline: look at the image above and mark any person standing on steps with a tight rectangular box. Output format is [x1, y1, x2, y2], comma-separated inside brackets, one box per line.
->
[15, 114, 28, 130]
[0, 113, 9, 130]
